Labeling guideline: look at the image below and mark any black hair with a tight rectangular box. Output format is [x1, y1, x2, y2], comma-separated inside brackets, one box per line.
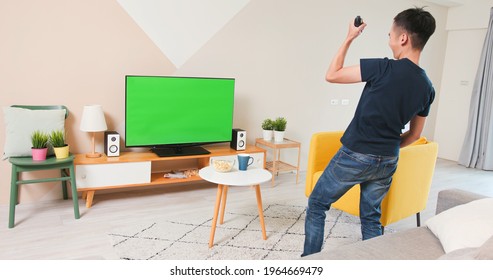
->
[394, 7, 436, 50]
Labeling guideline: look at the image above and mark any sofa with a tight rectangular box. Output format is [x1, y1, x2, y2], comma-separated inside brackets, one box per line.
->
[303, 188, 493, 260]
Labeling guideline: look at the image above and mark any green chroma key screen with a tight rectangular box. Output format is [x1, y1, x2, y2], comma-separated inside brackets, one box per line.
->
[125, 75, 235, 147]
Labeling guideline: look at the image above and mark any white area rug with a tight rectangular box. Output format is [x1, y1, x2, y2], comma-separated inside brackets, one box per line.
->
[108, 204, 365, 260]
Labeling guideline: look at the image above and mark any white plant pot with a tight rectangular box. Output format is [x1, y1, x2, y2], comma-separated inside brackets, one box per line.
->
[262, 130, 273, 141]
[274, 131, 285, 142]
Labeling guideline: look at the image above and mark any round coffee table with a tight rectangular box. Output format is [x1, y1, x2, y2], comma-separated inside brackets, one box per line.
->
[199, 166, 272, 248]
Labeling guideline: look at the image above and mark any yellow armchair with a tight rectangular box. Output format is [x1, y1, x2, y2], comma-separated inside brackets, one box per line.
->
[305, 131, 438, 229]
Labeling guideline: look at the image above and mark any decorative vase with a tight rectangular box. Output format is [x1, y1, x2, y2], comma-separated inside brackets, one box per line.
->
[274, 131, 285, 142]
[54, 145, 70, 159]
[262, 129, 273, 141]
[32, 147, 48, 161]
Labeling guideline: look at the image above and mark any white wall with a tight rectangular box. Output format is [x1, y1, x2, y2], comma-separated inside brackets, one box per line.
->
[434, 29, 487, 160]
[434, 1, 492, 160]
[116, 0, 251, 68]
[447, 0, 493, 30]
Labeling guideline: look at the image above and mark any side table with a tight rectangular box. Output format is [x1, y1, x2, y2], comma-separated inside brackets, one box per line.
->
[198, 166, 272, 248]
[255, 138, 301, 186]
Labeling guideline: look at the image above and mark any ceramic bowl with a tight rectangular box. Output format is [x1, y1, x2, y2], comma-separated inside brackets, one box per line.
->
[211, 159, 234, 172]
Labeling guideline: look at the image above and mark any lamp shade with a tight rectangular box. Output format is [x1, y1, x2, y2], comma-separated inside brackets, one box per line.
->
[80, 105, 107, 132]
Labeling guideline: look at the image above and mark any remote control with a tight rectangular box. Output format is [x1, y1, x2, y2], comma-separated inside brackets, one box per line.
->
[354, 16, 363, 27]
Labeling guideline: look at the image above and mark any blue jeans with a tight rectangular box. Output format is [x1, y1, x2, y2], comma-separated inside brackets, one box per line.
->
[302, 145, 398, 256]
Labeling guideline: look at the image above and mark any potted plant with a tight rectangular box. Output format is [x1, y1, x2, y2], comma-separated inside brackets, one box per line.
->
[261, 118, 274, 141]
[50, 130, 69, 159]
[31, 130, 49, 161]
[273, 117, 287, 142]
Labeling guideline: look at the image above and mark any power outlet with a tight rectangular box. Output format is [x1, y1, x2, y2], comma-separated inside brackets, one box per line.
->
[330, 99, 339, 105]
[341, 99, 349, 105]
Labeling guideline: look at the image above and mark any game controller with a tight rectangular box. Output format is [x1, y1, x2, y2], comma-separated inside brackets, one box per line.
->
[354, 16, 363, 27]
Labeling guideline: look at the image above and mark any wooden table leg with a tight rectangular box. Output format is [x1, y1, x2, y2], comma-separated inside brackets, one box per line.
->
[86, 191, 95, 208]
[271, 148, 277, 186]
[209, 184, 224, 248]
[219, 185, 229, 224]
[254, 184, 267, 240]
[296, 145, 301, 184]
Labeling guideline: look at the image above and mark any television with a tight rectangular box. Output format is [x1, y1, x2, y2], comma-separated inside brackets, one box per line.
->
[125, 75, 235, 157]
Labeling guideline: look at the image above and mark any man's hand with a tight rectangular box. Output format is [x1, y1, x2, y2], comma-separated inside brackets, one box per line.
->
[400, 115, 426, 148]
[325, 20, 367, 84]
[347, 20, 367, 42]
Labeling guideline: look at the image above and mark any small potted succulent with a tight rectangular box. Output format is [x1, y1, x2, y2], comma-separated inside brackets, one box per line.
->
[273, 117, 287, 142]
[50, 130, 69, 159]
[261, 118, 274, 141]
[31, 130, 49, 161]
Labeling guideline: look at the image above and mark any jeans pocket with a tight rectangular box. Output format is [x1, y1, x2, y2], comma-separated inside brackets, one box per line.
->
[382, 158, 398, 178]
[330, 149, 372, 182]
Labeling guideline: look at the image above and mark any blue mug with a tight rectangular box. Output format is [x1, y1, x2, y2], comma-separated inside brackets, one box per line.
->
[238, 154, 254, 171]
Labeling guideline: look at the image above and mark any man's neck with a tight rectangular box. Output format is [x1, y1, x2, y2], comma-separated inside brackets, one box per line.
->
[398, 49, 421, 66]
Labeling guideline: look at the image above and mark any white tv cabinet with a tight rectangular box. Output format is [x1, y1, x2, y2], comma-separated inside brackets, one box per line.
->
[74, 144, 266, 208]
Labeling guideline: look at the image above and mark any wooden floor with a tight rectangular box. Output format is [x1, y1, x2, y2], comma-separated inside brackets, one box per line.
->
[0, 158, 492, 260]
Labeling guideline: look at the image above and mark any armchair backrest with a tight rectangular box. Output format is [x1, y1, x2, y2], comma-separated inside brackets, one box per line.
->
[380, 140, 439, 225]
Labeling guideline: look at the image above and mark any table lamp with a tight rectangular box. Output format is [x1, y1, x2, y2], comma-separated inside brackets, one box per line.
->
[80, 105, 107, 158]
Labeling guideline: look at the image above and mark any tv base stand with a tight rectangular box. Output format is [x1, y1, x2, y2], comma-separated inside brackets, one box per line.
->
[151, 146, 211, 157]
[74, 144, 265, 208]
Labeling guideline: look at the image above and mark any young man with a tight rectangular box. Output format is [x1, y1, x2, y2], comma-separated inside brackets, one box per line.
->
[302, 7, 436, 256]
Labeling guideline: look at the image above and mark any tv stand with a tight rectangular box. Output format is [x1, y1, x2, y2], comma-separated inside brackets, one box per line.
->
[74, 144, 265, 208]
[151, 146, 211, 157]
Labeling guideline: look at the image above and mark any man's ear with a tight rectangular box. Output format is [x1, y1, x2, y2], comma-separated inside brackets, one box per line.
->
[400, 33, 409, 46]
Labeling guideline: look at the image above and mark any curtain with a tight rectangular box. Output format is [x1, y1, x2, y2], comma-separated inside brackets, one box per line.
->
[458, 8, 493, 170]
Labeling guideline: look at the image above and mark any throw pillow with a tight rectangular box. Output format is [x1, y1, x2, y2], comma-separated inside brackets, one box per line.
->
[2, 107, 66, 159]
[425, 198, 493, 253]
[410, 136, 428, 146]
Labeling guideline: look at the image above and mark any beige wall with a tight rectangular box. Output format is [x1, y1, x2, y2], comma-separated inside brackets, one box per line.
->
[0, 0, 175, 204]
[0, 0, 453, 205]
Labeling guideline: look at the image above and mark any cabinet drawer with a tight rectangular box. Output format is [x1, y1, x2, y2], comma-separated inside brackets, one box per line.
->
[76, 162, 151, 189]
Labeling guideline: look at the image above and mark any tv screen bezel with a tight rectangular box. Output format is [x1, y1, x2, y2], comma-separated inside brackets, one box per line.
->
[124, 75, 235, 156]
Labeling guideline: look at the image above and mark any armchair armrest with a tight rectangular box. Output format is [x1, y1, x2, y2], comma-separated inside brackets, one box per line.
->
[305, 131, 344, 197]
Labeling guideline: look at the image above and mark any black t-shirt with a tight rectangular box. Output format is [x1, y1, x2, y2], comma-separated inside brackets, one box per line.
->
[341, 58, 435, 157]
